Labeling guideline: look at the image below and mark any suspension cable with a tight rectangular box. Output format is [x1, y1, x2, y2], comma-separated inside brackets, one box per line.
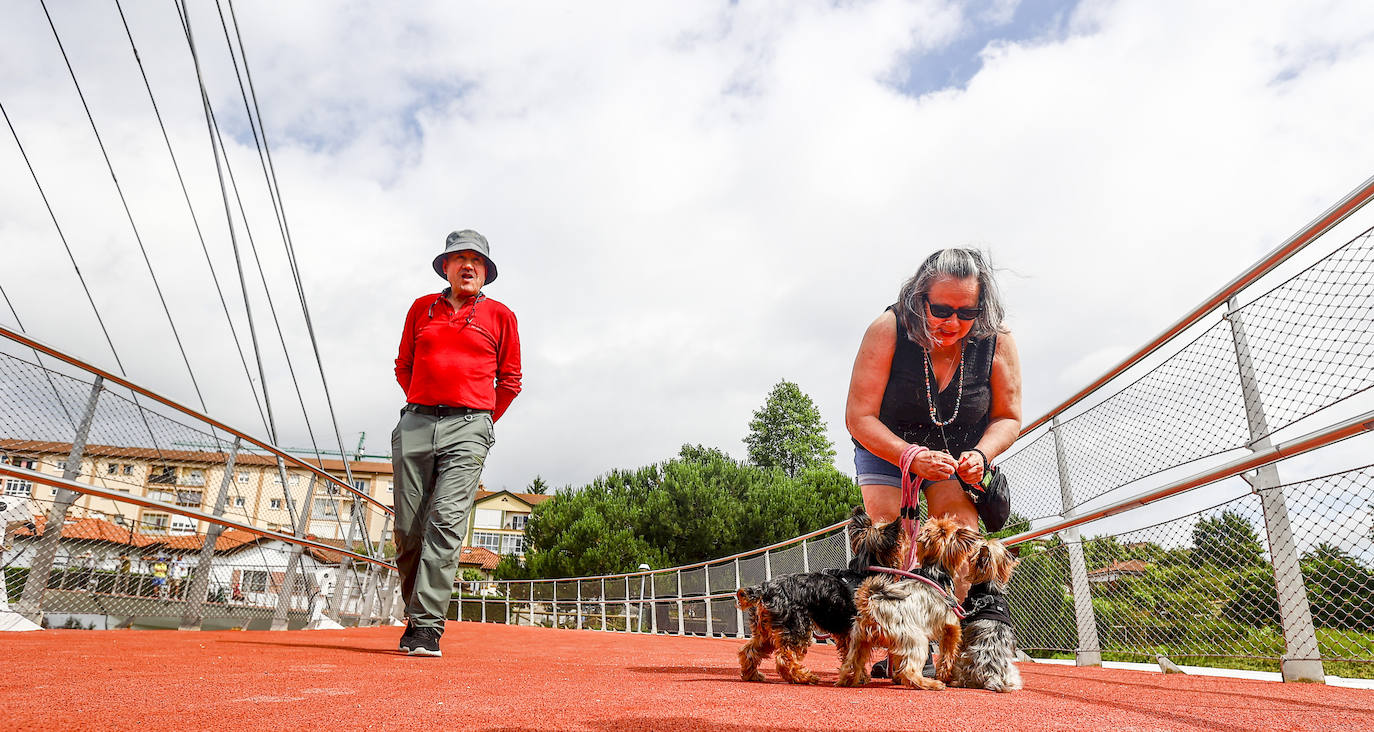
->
[0, 282, 77, 429]
[40, 0, 210, 415]
[221, 0, 367, 548]
[1, 100, 167, 448]
[174, 0, 300, 528]
[111, 0, 270, 437]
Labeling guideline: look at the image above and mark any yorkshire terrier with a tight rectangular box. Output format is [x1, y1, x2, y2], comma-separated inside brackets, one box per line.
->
[836, 516, 982, 690]
[947, 537, 1022, 692]
[736, 507, 904, 684]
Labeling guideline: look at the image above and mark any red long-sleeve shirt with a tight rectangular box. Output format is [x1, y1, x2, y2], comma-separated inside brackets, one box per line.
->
[394, 291, 522, 420]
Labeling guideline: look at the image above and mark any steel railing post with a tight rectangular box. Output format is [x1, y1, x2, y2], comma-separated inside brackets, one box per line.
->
[648, 572, 658, 634]
[1053, 416, 1102, 667]
[180, 438, 240, 630]
[17, 376, 103, 623]
[1226, 297, 1324, 683]
[675, 569, 685, 636]
[734, 557, 745, 639]
[272, 474, 318, 630]
[704, 564, 714, 637]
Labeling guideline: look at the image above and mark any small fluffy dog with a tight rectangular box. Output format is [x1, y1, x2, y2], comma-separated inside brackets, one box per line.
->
[947, 537, 1022, 692]
[836, 517, 982, 690]
[736, 507, 904, 684]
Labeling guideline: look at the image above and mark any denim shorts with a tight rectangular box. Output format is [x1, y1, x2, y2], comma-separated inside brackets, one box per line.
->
[854, 444, 904, 488]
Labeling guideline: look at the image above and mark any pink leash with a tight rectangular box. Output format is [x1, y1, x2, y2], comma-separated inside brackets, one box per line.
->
[866, 565, 966, 619]
[897, 443, 926, 572]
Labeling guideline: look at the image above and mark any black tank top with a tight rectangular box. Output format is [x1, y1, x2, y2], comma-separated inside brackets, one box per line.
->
[854, 305, 997, 457]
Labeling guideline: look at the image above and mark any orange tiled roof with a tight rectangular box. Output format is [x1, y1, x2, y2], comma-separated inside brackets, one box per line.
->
[0, 439, 393, 474]
[458, 546, 501, 571]
[1088, 559, 1151, 576]
[14, 515, 158, 547]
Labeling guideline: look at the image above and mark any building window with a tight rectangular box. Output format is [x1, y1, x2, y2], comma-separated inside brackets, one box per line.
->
[149, 466, 176, 484]
[500, 534, 525, 555]
[474, 508, 502, 529]
[142, 513, 169, 533]
[352, 479, 369, 494]
[184, 469, 205, 486]
[384, 480, 393, 493]
[237, 471, 251, 485]
[313, 497, 340, 519]
[148, 489, 175, 503]
[175, 491, 203, 508]
[122, 464, 134, 475]
[55, 460, 68, 471]
[2, 457, 38, 470]
[169, 517, 196, 535]
[509, 514, 529, 531]
[233, 496, 245, 508]
[107, 462, 118, 475]
[242, 570, 269, 593]
[4, 479, 33, 497]
[269, 499, 283, 510]
[473, 531, 501, 552]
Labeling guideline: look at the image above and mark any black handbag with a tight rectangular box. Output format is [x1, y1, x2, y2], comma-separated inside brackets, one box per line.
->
[961, 464, 1011, 533]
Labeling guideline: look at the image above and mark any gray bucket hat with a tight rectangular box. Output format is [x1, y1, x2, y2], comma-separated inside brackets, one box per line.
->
[432, 229, 498, 284]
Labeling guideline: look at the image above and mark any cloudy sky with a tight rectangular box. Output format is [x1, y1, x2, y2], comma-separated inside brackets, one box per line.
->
[3, 0, 1374, 499]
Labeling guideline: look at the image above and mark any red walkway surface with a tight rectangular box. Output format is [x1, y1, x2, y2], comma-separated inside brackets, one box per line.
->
[3, 622, 1371, 731]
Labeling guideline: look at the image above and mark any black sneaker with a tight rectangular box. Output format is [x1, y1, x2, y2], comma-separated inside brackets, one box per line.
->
[873, 647, 937, 680]
[407, 626, 442, 657]
[398, 620, 417, 653]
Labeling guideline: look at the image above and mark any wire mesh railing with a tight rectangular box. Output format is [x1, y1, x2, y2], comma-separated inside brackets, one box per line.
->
[0, 326, 400, 630]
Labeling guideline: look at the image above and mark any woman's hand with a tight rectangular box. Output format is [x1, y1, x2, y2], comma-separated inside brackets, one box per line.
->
[912, 449, 958, 481]
[956, 450, 985, 486]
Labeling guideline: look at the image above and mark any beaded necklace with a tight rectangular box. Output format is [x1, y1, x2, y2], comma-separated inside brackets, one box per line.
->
[922, 340, 966, 428]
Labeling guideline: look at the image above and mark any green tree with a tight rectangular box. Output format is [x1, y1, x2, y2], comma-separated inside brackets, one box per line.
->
[527, 475, 550, 494]
[1191, 510, 1264, 569]
[986, 510, 1030, 540]
[518, 444, 860, 579]
[744, 379, 836, 478]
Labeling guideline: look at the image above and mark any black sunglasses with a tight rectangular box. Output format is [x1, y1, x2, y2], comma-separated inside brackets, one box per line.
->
[924, 296, 982, 321]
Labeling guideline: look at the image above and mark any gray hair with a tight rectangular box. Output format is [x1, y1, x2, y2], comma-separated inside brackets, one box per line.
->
[896, 248, 1006, 350]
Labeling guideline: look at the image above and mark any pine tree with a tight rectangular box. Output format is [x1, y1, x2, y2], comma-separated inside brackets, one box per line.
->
[743, 379, 836, 478]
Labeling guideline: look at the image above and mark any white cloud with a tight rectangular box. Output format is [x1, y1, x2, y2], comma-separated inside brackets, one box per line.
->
[3, 0, 1373, 497]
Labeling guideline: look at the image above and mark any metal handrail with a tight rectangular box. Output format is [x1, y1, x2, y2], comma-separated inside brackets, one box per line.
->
[0, 324, 391, 514]
[0, 462, 396, 570]
[1020, 172, 1374, 435]
[1001, 408, 1374, 546]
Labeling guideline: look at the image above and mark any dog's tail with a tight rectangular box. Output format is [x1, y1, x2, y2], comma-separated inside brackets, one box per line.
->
[736, 585, 762, 611]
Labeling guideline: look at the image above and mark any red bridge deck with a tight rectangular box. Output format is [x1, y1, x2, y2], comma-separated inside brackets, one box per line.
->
[3, 622, 1371, 731]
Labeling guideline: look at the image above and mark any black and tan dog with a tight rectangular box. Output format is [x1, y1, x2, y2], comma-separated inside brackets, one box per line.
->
[836, 516, 982, 690]
[947, 537, 1022, 692]
[735, 507, 904, 684]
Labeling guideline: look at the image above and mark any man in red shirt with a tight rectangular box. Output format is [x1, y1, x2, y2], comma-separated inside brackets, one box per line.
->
[393, 229, 521, 657]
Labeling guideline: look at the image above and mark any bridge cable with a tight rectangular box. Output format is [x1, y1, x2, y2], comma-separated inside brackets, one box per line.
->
[39, 0, 210, 419]
[0, 282, 77, 429]
[111, 0, 271, 438]
[0, 100, 166, 446]
[221, 0, 369, 548]
[174, 0, 308, 528]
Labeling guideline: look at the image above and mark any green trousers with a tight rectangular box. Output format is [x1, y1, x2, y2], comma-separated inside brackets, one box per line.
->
[391, 408, 494, 629]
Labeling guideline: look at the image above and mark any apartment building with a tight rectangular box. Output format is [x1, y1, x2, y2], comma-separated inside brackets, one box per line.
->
[2, 440, 550, 559]
[1, 440, 394, 546]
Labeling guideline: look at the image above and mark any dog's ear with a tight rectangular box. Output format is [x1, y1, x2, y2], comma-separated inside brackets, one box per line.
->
[849, 505, 872, 529]
[882, 517, 902, 540]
